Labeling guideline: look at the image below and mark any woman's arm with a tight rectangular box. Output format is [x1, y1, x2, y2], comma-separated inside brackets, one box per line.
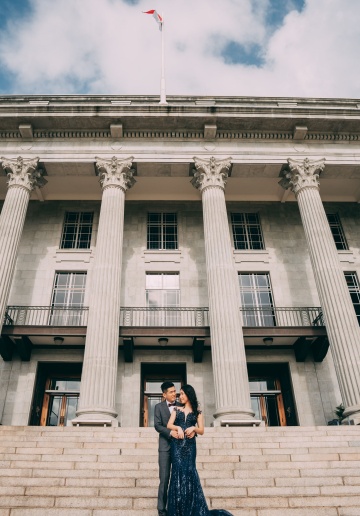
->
[184, 412, 204, 437]
[167, 409, 184, 439]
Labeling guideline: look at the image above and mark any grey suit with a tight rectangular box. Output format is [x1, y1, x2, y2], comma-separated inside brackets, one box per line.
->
[154, 400, 180, 515]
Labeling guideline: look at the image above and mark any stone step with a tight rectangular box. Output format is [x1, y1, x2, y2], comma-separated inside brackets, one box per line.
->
[0, 426, 360, 515]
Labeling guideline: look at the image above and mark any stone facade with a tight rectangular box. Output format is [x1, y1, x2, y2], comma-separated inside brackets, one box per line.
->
[0, 198, 358, 426]
[0, 95, 359, 429]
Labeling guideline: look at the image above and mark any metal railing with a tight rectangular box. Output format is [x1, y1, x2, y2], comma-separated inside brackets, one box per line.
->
[240, 306, 324, 327]
[4, 305, 323, 328]
[4, 306, 89, 327]
[120, 307, 210, 327]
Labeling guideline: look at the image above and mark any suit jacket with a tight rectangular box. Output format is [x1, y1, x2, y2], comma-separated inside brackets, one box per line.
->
[154, 400, 181, 452]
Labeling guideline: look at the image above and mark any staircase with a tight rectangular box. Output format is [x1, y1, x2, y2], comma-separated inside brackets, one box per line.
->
[0, 425, 360, 515]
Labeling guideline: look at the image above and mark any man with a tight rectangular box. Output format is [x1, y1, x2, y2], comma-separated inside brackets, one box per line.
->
[154, 381, 180, 516]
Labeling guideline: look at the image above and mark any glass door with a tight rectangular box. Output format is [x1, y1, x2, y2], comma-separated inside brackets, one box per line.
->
[146, 273, 180, 326]
[247, 363, 298, 426]
[143, 380, 182, 427]
[40, 378, 81, 426]
[239, 273, 276, 326]
[141, 363, 186, 427]
[249, 378, 286, 426]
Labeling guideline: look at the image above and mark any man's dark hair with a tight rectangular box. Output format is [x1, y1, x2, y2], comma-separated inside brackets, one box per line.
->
[161, 381, 175, 393]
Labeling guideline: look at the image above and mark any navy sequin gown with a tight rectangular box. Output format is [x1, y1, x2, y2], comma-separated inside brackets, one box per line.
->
[167, 409, 234, 516]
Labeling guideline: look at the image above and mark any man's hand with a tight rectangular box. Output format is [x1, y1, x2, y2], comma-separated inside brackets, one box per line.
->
[170, 430, 179, 439]
[177, 426, 185, 439]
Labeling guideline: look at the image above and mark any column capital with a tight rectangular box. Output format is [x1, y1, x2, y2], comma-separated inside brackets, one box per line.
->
[95, 156, 136, 192]
[1, 156, 46, 192]
[192, 156, 232, 192]
[279, 157, 325, 195]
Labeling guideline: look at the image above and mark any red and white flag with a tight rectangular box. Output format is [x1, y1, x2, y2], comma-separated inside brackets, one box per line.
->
[143, 9, 163, 30]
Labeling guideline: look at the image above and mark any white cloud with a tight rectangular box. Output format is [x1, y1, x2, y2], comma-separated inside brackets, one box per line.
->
[0, 0, 359, 98]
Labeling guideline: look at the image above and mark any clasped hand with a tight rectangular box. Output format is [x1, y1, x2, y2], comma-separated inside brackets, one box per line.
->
[171, 426, 196, 439]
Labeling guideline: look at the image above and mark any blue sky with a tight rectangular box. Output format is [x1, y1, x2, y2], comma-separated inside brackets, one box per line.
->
[0, 0, 358, 98]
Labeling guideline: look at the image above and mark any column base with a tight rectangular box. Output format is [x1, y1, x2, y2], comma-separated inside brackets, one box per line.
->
[342, 405, 360, 425]
[73, 408, 119, 427]
[213, 407, 259, 427]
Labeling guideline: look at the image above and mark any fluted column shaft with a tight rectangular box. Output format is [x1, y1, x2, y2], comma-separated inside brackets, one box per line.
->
[75, 156, 135, 424]
[280, 158, 360, 422]
[193, 157, 254, 423]
[0, 157, 44, 334]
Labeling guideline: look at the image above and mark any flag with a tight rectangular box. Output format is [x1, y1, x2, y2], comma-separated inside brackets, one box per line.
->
[143, 9, 163, 30]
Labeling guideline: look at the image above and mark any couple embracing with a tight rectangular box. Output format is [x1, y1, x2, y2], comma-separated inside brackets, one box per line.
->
[154, 381, 234, 516]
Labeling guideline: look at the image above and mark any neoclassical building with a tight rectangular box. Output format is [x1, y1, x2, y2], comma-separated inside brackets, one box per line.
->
[0, 95, 359, 429]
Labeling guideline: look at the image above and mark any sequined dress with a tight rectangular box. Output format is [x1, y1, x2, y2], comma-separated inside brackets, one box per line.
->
[167, 409, 234, 516]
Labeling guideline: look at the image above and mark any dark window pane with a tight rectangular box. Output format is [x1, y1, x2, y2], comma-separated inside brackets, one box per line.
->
[231, 212, 264, 250]
[60, 212, 93, 249]
[65, 212, 79, 223]
[147, 213, 178, 250]
[344, 272, 360, 326]
[148, 213, 161, 223]
[326, 213, 348, 250]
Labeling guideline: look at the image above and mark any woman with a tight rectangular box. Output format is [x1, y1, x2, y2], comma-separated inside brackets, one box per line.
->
[167, 384, 234, 516]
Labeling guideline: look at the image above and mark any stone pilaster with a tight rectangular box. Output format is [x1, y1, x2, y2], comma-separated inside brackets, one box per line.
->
[0, 156, 46, 332]
[74, 156, 135, 426]
[192, 157, 255, 424]
[280, 157, 360, 423]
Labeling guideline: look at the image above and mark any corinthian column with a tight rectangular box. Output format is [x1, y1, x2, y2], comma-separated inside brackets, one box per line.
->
[192, 157, 255, 424]
[280, 157, 360, 423]
[74, 156, 135, 426]
[0, 156, 46, 332]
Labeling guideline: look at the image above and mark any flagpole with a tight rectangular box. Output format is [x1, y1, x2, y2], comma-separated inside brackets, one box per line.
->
[159, 12, 167, 105]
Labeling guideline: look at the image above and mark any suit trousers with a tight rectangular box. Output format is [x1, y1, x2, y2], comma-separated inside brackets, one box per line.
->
[158, 450, 171, 513]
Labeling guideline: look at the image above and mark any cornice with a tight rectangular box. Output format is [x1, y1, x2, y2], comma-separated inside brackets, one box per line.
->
[0, 96, 360, 142]
[0, 95, 360, 119]
[1, 129, 360, 142]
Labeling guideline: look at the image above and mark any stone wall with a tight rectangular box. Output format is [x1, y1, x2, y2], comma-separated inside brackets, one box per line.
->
[0, 199, 359, 427]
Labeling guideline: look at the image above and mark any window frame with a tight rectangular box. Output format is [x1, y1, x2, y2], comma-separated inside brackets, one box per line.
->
[147, 212, 178, 251]
[238, 272, 275, 327]
[326, 213, 348, 251]
[345, 272, 360, 325]
[50, 272, 87, 326]
[231, 212, 265, 250]
[145, 272, 180, 326]
[60, 211, 94, 250]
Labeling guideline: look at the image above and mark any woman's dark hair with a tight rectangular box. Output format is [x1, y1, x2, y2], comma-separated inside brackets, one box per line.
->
[181, 384, 200, 417]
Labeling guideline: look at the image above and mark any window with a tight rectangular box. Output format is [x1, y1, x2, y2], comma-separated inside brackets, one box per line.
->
[60, 212, 94, 249]
[50, 272, 87, 325]
[147, 213, 178, 250]
[345, 272, 360, 325]
[146, 273, 180, 325]
[326, 214, 348, 250]
[239, 273, 275, 326]
[231, 213, 264, 250]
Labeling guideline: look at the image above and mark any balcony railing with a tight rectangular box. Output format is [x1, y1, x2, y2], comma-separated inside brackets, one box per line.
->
[240, 307, 324, 327]
[4, 305, 323, 328]
[4, 306, 89, 327]
[119, 307, 210, 327]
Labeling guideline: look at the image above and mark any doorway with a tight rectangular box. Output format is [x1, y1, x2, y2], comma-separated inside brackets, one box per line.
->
[141, 363, 187, 427]
[30, 363, 82, 426]
[247, 363, 297, 426]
